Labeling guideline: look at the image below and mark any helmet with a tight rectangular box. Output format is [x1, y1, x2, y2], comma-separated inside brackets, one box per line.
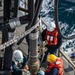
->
[37, 70, 45, 75]
[47, 54, 57, 62]
[13, 50, 23, 63]
[47, 22, 56, 32]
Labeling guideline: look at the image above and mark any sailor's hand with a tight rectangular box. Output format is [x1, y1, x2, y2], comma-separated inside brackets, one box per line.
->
[40, 67, 46, 71]
[45, 40, 48, 45]
[22, 69, 27, 72]
[42, 41, 48, 47]
[24, 65, 29, 70]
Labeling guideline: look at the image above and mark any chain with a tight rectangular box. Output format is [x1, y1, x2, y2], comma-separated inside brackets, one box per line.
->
[0, 22, 39, 50]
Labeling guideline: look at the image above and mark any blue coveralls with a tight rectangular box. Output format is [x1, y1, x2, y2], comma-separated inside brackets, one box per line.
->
[12, 55, 27, 75]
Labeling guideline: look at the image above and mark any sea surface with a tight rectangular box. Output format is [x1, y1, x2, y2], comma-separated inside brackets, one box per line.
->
[40, 0, 75, 54]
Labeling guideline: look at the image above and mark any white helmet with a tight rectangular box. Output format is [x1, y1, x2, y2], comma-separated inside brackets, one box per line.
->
[13, 50, 23, 63]
[47, 22, 56, 32]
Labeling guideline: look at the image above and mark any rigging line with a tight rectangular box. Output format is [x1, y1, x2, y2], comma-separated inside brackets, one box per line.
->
[54, 0, 75, 40]
[0, 21, 39, 50]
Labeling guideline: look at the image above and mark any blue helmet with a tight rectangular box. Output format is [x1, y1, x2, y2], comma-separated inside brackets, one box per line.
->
[37, 70, 45, 75]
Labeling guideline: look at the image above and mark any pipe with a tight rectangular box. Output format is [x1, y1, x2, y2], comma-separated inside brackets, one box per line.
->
[0, 15, 29, 30]
[19, 6, 28, 13]
[27, 0, 43, 75]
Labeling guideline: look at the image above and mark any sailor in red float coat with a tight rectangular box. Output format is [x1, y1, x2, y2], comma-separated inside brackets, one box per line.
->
[46, 58, 64, 75]
[41, 22, 62, 64]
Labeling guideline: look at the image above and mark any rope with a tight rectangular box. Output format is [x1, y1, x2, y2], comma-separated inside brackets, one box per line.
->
[0, 22, 39, 50]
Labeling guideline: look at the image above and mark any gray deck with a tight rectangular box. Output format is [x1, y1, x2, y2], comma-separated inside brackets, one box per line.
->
[18, 39, 75, 75]
[17, 25, 75, 75]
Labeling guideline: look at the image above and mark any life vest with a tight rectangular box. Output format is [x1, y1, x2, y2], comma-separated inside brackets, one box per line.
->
[44, 29, 58, 45]
[46, 58, 64, 75]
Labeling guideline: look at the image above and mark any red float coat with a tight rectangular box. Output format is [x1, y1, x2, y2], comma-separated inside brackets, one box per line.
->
[44, 29, 58, 45]
[46, 58, 64, 75]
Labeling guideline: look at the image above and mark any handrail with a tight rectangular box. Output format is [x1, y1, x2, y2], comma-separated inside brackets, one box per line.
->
[58, 48, 75, 69]
[40, 17, 48, 27]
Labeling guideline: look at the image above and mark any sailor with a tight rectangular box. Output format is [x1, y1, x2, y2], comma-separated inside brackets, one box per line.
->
[45, 54, 64, 75]
[41, 22, 62, 63]
[12, 50, 29, 75]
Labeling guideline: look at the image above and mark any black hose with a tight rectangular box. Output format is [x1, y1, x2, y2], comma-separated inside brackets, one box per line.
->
[17, 0, 43, 45]
[29, 0, 43, 28]
[17, 0, 40, 45]
[54, 0, 75, 40]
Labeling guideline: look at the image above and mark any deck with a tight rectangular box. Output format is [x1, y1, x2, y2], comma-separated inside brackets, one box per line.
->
[15, 25, 75, 75]
[0, 23, 75, 75]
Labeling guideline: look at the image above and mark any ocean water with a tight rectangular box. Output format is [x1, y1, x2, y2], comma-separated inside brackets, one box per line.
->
[40, 0, 75, 54]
